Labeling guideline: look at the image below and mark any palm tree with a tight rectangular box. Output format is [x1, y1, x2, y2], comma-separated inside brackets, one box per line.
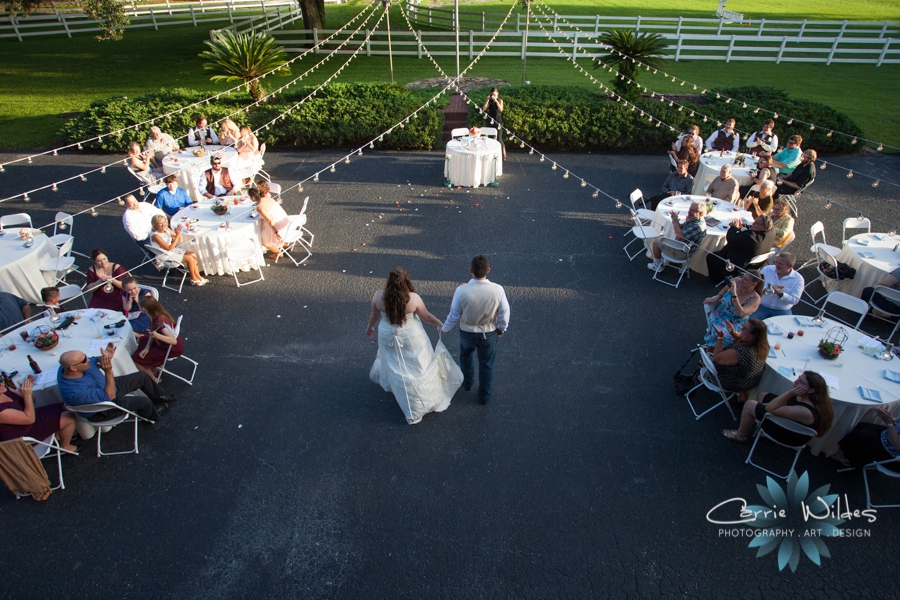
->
[593, 29, 668, 102]
[200, 31, 291, 101]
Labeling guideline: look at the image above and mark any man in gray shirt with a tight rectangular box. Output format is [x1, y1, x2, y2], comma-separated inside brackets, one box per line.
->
[645, 160, 695, 210]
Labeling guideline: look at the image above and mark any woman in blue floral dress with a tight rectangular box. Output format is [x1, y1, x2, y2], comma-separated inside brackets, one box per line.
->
[703, 270, 763, 347]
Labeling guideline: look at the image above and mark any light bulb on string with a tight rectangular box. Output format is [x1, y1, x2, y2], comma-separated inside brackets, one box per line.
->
[702, 116, 707, 122]
[101, 166, 106, 173]
[551, 163, 557, 171]
[810, 125, 815, 130]
[615, 200, 622, 209]
[53, 150, 58, 156]
[825, 201, 832, 209]
[520, 141, 525, 149]
[313, 173, 319, 182]
[873, 180, 880, 188]
[77, 143, 83, 150]
[139, 187, 146, 196]
[787, 119, 794, 125]
[90, 208, 98, 217]
[773, 113, 779, 119]
[540, 155, 545, 162]
[716, 121, 722, 127]
[847, 170, 854, 178]
[690, 111, 695, 117]
[23, 193, 30, 203]
[330, 165, 336, 173]
[580, 180, 587, 187]
[878, 144, 884, 152]
[852, 137, 858, 144]
[821, 162, 827, 170]
[357, 149, 363, 156]
[52, 183, 58, 191]
[117, 197, 125, 205]
[592, 190, 599, 198]
[563, 171, 569, 179]
[298, 183, 303, 192]
[528, 148, 534, 155]
[345, 157, 350, 164]
[725, 260, 734, 272]
[80, 174, 87, 182]
[726, 98, 731, 104]
[827, 131, 833, 137]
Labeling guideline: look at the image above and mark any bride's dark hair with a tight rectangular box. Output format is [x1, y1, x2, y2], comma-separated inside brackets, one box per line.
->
[384, 267, 414, 326]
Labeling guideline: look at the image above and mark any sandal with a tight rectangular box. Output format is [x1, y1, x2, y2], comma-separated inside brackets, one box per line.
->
[722, 429, 748, 443]
[829, 451, 852, 468]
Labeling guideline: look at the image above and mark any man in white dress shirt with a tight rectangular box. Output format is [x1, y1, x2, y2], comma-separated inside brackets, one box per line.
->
[750, 253, 805, 319]
[746, 119, 778, 156]
[122, 194, 167, 251]
[198, 155, 234, 199]
[442, 255, 510, 404]
[187, 116, 219, 147]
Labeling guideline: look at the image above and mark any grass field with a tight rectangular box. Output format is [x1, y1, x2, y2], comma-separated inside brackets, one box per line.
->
[0, 0, 897, 151]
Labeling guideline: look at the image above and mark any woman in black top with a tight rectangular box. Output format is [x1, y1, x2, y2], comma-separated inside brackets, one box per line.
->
[482, 87, 505, 160]
[724, 371, 834, 443]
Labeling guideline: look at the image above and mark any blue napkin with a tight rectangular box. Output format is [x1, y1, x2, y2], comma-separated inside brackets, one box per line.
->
[859, 387, 883, 402]
[777, 366, 794, 378]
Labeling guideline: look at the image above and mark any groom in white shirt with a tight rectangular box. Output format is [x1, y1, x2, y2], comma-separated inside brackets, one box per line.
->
[442, 255, 510, 404]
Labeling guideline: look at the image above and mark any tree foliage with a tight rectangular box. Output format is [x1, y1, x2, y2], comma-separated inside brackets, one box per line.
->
[199, 31, 290, 102]
[593, 29, 668, 102]
[4, 0, 45, 17]
[83, 0, 130, 41]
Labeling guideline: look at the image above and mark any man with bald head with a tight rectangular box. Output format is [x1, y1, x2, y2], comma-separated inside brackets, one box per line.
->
[57, 343, 177, 422]
[705, 164, 740, 202]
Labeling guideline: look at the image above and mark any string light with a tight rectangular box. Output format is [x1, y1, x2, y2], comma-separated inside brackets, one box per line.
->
[27, 157, 32, 164]
[592, 190, 599, 198]
[821, 162, 827, 170]
[345, 157, 351, 164]
[725, 261, 734, 272]
[563, 171, 569, 179]
[330, 165, 336, 173]
[581, 180, 587, 187]
[825, 201, 832, 209]
[90, 208, 98, 217]
[540, 156, 545, 162]
[23, 193, 30, 203]
[313, 173, 319, 182]
[873, 180, 880, 188]
[80, 174, 87, 182]
[551, 163, 557, 170]
[52, 183, 57, 191]
[847, 170, 854, 178]
[878, 144, 884, 152]
[615, 200, 622, 209]
[117, 197, 125, 205]
[528, 148, 534, 155]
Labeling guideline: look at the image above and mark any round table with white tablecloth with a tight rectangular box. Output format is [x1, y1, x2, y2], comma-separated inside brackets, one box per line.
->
[828, 232, 900, 298]
[444, 137, 503, 188]
[692, 151, 758, 196]
[757, 315, 900, 456]
[162, 146, 240, 202]
[0, 230, 56, 304]
[650, 195, 754, 277]
[170, 197, 265, 277]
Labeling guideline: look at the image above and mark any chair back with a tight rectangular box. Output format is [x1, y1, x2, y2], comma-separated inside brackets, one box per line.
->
[53, 212, 74, 237]
[480, 127, 498, 139]
[629, 188, 644, 210]
[759, 414, 817, 448]
[871, 286, 900, 317]
[823, 291, 869, 329]
[299, 195, 310, 218]
[659, 237, 690, 263]
[127, 164, 156, 186]
[0, 213, 33, 229]
[283, 216, 306, 245]
[843, 217, 872, 243]
[450, 128, 469, 139]
[810, 221, 826, 249]
[54, 237, 74, 263]
[144, 285, 160, 300]
[742, 184, 760, 202]
[775, 230, 796, 252]
[668, 154, 677, 168]
[816, 246, 839, 278]
[57, 284, 86, 309]
[259, 143, 266, 159]
[747, 250, 775, 268]
[697, 349, 725, 391]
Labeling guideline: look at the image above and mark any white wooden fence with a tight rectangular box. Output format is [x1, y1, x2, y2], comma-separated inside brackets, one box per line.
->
[270, 26, 900, 66]
[0, 0, 297, 40]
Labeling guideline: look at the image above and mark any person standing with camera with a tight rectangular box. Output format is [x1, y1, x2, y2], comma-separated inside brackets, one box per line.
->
[483, 87, 506, 160]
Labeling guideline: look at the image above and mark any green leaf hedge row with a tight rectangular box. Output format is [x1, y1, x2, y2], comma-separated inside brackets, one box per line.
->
[466, 85, 863, 153]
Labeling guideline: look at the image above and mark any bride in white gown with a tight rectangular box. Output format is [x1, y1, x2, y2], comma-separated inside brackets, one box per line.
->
[367, 268, 464, 424]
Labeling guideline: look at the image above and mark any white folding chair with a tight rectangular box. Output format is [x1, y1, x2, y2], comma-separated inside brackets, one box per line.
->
[805, 247, 848, 304]
[40, 237, 79, 285]
[155, 315, 198, 386]
[127, 165, 165, 195]
[0, 213, 33, 230]
[774, 231, 796, 257]
[842, 216, 872, 245]
[624, 212, 660, 261]
[277, 215, 313, 266]
[746, 250, 776, 269]
[822, 290, 869, 329]
[480, 127, 498, 139]
[146, 246, 188, 294]
[700, 173, 717, 192]
[256, 142, 271, 181]
[668, 153, 677, 169]
[450, 127, 469, 139]
[57, 283, 88, 310]
[629, 188, 655, 225]
[861, 456, 900, 509]
[225, 240, 265, 287]
[865, 286, 900, 343]
[745, 414, 817, 480]
[144, 285, 160, 300]
[267, 181, 282, 204]
[1, 435, 78, 499]
[800, 221, 841, 270]
[653, 238, 691, 288]
[64, 399, 154, 457]
[684, 348, 737, 420]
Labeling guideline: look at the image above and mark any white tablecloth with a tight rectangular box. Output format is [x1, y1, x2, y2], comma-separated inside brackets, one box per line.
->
[444, 137, 503, 187]
[650, 195, 754, 277]
[162, 146, 240, 202]
[830, 233, 900, 298]
[757, 315, 900, 455]
[171, 198, 265, 277]
[692, 151, 758, 196]
[0, 231, 56, 304]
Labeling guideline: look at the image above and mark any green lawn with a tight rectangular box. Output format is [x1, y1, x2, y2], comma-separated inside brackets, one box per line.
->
[1, 1, 898, 150]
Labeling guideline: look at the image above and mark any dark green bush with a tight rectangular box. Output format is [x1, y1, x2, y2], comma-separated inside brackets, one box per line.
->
[60, 83, 446, 151]
[466, 85, 863, 153]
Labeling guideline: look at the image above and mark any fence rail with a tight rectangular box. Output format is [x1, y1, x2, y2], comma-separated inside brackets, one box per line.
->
[269, 27, 900, 66]
[0, 0, 296, 40]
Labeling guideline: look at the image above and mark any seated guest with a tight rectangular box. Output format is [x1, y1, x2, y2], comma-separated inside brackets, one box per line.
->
[144, 125, 179, 166]
[127, 141, 164, 184]
[198, 155, 234, 199]
[645, 160, 694, 210]
[235, 125, 261, 185]
[740, 154, 776, 197]
[672, 125, 703, 158]
[132, 296, 184, 379]
[249, 186, 290, 258]
[705, 118, 740, 153]
[710, 318, 769, 403]
[706, 164, 740, 202]
[187, 115, 218, 147]
[219, 119, 241, 147]
[703, 270, 763, 347]
[85, 249, 129, 311]
[750, 253, 804, 319]
[150, 215, 208, 287]
[647, 201, 707, 272]
[746, 119, 779, 156]
[772, 135, 803, 175]
[706, 215, 776, 286]
[120, 276, 154, 335]
[155, 175, 195, 217]
[724, 370, 833, 443]
[0, 292, 30, 333]
[833, 407, 900, 468]
[1, 374, 78, 453]
[123, 194, 167, 250]
[771, 199, 795, 248]
[57, 344, 176, 423]
[775, 150, 816, 198]
[668, 137, 699, 177]
[743, 180, 776, 218]
[39, 286, 72, 318]
[861, 269, 900, 314]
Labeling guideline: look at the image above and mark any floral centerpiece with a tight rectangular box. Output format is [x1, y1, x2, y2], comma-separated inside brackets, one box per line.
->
[818, 326, 848, 360]
[469, 127, 481, 137]
[31, 326, 59, 351]
[192, 147, 206, 157]
[211, 203, 228, 216]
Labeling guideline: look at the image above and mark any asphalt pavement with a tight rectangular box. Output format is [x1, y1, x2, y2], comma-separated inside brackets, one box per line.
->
[0, 147, 898, 599]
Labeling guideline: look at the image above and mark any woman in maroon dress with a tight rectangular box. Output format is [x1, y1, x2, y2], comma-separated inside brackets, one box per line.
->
[131, 297, 183, 378]
[85, 248, 131, 312]
[0, 375, 78, 452]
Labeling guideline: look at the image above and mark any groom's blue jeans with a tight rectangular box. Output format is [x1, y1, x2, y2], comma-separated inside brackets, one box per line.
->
[459, 330, 498, 402]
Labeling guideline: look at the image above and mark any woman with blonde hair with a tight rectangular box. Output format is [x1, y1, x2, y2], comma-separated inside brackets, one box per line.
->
[149, 214, 207, 286]
[131, 296, 184, 377]
[127, 141, 164, 183]
[366, 267, 463, 424]
[248, 185, 290, 257]
[219, 119, 241, 147]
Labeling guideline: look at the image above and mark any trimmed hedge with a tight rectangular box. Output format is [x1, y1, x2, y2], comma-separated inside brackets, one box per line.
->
[60, 83, 447, 151]
[466, 85, 863, 153]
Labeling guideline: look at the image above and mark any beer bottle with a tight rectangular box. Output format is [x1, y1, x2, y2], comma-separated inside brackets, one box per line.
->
[27, 355, 41, 374]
